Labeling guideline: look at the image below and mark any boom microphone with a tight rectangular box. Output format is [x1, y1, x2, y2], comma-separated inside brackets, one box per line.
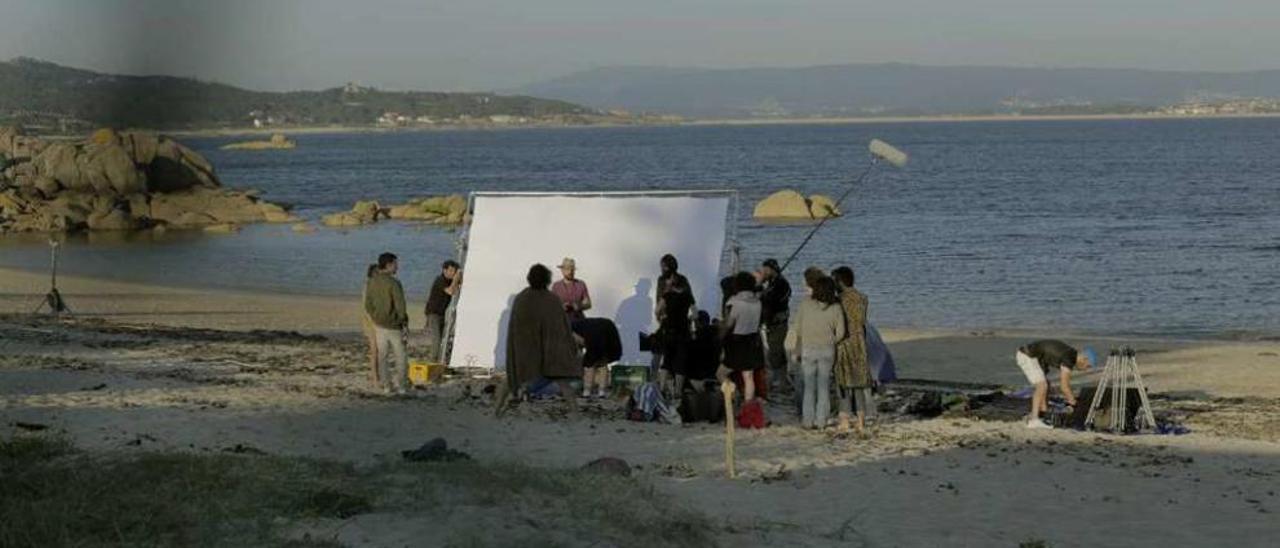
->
[869, 139, 908, 168]
[778, 138, 909, 273]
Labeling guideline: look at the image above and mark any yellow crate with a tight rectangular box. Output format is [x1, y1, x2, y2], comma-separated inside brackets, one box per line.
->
[408, 362, 444, 385]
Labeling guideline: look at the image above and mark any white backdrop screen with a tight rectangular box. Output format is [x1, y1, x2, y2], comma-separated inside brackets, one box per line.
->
[450, 194, 731, 369]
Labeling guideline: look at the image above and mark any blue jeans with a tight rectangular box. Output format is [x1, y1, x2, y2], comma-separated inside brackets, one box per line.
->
[799, 349, 835, 429]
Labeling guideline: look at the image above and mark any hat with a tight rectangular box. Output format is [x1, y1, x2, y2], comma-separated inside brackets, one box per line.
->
[558, 257, 576, 269]
[1082, 347, 1098, 369]
[762, 258, 781, 272]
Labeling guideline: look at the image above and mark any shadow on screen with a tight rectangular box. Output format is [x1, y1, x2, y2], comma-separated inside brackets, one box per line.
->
[493, 292, 518, 370]
[613, 277, 653, 362]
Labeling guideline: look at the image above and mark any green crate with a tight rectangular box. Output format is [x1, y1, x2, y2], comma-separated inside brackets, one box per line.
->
[609, 364, 650, 390]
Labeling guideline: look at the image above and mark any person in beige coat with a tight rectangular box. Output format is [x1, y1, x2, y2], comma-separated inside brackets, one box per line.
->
[785, 275, 847, 429]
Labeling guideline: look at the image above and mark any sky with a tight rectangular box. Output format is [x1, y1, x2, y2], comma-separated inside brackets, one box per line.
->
[1, 0, 1278, 92]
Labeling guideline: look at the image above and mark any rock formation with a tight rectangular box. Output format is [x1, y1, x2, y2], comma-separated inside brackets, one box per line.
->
[324, 194, 469, 228]
[753, 190, 842, 220]
[0, 126, 297, 234]
[220, 133, 297, 151]
[385, 194, 468, 224]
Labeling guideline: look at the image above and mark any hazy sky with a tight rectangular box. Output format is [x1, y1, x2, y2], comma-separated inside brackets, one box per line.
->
[2, 0, 1278, 92]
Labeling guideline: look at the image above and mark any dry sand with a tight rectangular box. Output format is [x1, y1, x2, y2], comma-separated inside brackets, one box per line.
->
[2, 268, 1279, 546]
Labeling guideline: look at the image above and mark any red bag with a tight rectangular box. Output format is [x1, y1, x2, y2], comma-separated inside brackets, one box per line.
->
[736, 399, 767, 429]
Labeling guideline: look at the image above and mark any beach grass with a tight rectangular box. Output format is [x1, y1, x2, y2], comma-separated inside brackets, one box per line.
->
[0, 435, 716, 548]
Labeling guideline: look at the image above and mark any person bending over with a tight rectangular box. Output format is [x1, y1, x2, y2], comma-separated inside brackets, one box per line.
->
[1016, 339, 1095, 429]
[572, 317, 621, 399]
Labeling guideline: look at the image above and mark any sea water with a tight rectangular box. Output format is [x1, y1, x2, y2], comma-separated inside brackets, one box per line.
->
[2, 118, 1277, 337]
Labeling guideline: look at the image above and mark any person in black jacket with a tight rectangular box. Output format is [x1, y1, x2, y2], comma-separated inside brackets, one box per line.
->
[758, 259, 792, 392]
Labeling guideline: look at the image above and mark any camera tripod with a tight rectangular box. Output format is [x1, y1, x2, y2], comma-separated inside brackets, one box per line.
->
[32, 239, 72, 316]
[1083, 347, 1156, 433]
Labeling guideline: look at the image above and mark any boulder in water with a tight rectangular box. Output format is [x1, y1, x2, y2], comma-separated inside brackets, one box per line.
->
[220, 133, 297, 151]
[385, 194, 468, 224]
[808, 194, 841, 219]
[754, 190, 812, 219]
[754, 190, 842, 220]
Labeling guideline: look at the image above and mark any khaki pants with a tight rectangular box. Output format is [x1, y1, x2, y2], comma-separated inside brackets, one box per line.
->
[374, 326, 408, 393]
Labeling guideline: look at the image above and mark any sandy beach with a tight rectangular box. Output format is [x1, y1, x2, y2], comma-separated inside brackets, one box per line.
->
[3, 267, 1279, 546]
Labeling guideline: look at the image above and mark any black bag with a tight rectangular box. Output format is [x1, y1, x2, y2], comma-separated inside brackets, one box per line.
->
[678, 389, 725, 424]
[639, 330, 665, 353]
[1069, 387, 1142, 432]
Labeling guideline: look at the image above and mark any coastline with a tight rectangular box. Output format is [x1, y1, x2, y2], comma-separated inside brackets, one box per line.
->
[115, 112, 1280, 139]
[686, 111, 1280, 127]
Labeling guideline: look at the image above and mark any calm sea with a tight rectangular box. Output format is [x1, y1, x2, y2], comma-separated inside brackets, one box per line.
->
[2, 118, 1278, 337]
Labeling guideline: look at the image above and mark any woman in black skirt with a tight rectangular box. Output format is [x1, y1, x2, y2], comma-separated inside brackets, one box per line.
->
[718, 271, 765, 402]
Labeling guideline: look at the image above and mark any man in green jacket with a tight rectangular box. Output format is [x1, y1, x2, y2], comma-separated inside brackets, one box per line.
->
[365, 252, 410, 393]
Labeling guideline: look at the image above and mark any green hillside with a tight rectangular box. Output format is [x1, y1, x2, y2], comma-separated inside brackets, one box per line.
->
[0, 57, 593, 131]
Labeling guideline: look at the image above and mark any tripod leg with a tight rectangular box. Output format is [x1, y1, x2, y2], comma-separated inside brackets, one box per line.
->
[1085, 353, 1112, 429]
[1129, 355, 1157, 430]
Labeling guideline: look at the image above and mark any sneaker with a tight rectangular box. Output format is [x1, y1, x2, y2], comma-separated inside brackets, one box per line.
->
[1026, 419, 1053, 430]
[596, 389, 608, 399]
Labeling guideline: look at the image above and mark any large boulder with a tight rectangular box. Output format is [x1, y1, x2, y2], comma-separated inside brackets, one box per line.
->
[754, 190, 812, 219]
[321, 211, 366, 227]
[149, 188, 276, 225]
[81, 143, 146, 194]
[86, 207, 137, 231]
[0, 129, 289, 234]
[122, 132, 159, 165]
[33, 143, 83, 190]
[145, 137, 219, 192]
[754, 190, 843, 220]
[257, 202, 296, 223]
[808, 194, 841, 219]
[220, 133, 297, 151]
[386, 194, 468, 224]
[323, 200, 384, 227]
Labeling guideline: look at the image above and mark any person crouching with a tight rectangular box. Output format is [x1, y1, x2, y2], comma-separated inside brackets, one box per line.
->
[496, 264, 584, 415]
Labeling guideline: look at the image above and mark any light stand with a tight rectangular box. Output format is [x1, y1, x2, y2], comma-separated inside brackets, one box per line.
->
[33, 238, 71, 315]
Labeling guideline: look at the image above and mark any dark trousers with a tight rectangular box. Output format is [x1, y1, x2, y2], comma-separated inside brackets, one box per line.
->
[765, 321, 788, 381]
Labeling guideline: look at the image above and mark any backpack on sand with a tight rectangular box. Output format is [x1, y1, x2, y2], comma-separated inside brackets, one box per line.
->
[678, 390, 725, 424]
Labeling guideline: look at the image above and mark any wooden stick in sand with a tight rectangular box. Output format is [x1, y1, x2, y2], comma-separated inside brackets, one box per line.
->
[722, 380, 737, 479]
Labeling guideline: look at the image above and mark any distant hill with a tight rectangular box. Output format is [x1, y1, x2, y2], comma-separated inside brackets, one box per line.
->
[0, 57, 593, 131]
[519, 63, 1280, 118]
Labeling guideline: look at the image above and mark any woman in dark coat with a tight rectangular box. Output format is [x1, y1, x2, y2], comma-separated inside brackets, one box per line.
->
[497, 264, 583, 414]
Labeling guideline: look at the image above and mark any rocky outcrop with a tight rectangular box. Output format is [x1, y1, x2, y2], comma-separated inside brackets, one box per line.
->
[322, 200, 385, 227]
[220, 133, 297, 151]
[754, 190, 842, 220]
[807, 194, 840, 218]
[0, 126, 296, 234]
[324, 194, 469, 228]
[385, 194, 468, 224]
